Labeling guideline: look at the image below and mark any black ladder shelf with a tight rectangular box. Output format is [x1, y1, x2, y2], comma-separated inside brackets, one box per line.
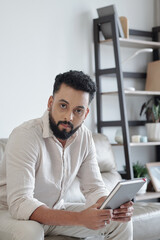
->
[93, 13, 160, 180]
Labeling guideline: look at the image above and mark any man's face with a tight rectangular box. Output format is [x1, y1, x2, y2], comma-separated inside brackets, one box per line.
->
[48, 83, 89, 140]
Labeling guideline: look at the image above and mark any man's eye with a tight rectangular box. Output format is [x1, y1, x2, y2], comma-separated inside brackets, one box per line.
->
[60, 104, 67, 109]
[75, 109, 83, 115]
[76, 109, 82, 113]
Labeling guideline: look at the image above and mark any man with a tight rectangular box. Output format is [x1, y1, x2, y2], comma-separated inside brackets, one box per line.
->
[0, 70, 133, 240]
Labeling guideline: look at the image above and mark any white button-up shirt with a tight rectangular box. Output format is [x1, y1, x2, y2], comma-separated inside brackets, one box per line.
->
[0, 111, 108, 220]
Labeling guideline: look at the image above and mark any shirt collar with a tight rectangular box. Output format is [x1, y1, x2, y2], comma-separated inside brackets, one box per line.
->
[42, 110, 53, 139]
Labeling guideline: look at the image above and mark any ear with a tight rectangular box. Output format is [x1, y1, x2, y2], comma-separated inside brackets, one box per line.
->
[84, 108, 89, 119]
[48, 96, 54, 110]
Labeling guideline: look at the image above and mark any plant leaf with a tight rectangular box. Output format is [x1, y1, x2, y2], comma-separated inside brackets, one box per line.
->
[139, 98, 153, 116]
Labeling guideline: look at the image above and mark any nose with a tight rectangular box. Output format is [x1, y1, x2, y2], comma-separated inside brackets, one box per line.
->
[65, 111, 74, 122]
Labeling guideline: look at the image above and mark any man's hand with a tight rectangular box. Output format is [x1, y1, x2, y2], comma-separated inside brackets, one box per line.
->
[79, 202, 113, 230]
[95, 197, 134, 222]
[112, 201, 134, 222]
[96, 196, 107, 208]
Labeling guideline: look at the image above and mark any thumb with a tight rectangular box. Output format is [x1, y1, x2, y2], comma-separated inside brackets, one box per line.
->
[90, 202, 99, 209]
[93, 202, 101, 209]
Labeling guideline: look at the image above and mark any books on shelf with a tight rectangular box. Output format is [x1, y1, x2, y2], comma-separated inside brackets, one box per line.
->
[97, 4, 124, 39]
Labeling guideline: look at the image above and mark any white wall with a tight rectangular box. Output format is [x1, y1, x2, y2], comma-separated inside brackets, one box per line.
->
[0, 0, 157, 138]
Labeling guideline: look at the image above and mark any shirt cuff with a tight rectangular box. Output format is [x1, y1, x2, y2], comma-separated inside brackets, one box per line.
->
[9, 198, 46, 220]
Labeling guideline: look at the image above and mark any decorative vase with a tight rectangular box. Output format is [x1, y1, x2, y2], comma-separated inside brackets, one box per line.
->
[115, 129, 123, 144]
[146, 123, 160, 142]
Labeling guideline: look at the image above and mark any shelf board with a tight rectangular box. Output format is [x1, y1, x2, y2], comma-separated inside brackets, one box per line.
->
[125, 90, 160, 95]
[136, 191, 160, 201]
[129, 120, 146, 126]
[100, 120, 122, 127]
[100, 38, 160, 49]
[101, 90, 160, 96]
[130, 142, 160, 146]
[96, 71, 146, 78]
[111, 143, 123, 146]
[111, 142, 160, 147]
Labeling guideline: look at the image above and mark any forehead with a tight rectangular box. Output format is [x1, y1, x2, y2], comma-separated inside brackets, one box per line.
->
[54, 83, 89, 107]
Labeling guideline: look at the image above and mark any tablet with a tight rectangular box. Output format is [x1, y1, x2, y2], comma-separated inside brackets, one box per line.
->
[100, 178, 146, 209]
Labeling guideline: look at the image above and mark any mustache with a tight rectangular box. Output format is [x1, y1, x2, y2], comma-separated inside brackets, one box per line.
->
[57, 121, 73, 129]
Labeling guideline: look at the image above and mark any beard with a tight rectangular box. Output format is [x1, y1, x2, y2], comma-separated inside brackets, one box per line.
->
[49, 112, 81, 140]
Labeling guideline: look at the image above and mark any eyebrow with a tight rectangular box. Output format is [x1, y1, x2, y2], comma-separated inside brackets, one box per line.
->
[59, 99, 69, 104]
[59, 99, 85, 109]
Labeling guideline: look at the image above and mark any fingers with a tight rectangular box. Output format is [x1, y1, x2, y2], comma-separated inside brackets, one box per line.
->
[112, 202, 134, 222]
[99, 209, 113, 226]
[112, 211, 133, 221]
[81, 207, 113, 230]
[100, 209, 113, 216]
[97, 209, 113, 224]
[120, 201, 133, 208]
[96, 196, 107, 208]
[97, 202, 133, 224]
[82, 201, 134, 230]
[97, 209, 113, 228]
[112, 217, 132, 222]
[105, 219, 112, 224]
[116, 206, 134, 214]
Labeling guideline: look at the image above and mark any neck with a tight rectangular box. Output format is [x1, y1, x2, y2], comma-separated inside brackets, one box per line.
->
[57, 138, 67, 148]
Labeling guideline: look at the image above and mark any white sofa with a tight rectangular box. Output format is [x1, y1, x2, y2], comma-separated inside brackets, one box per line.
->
[0, 133, 160, 240]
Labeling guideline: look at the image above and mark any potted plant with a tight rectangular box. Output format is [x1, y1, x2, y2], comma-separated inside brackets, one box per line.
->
[140, 98, 160, 141]
[133, 161, 148, 194]
[133, 161, 148, 178]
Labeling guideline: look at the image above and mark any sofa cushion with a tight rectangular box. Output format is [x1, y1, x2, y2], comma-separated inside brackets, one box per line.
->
[92, 133, 117, 173]
[133, 202, 160, 240]
[0, 139, 7, 162]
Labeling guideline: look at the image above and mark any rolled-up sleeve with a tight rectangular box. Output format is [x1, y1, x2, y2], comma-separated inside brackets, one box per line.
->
[77, 136, 109, 208]
[6, 129, 45, 220]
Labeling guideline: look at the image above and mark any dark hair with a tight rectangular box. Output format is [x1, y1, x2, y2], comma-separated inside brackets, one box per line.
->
[53, 70, 96, 103]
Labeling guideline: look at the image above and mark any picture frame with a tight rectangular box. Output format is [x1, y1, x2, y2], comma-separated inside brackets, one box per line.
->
[146, 162, 160, 192]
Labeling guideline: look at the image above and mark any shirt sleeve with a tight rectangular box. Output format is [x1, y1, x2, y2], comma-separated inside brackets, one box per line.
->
[6, 128, 45, 220]
[77, 133, 109, 208]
